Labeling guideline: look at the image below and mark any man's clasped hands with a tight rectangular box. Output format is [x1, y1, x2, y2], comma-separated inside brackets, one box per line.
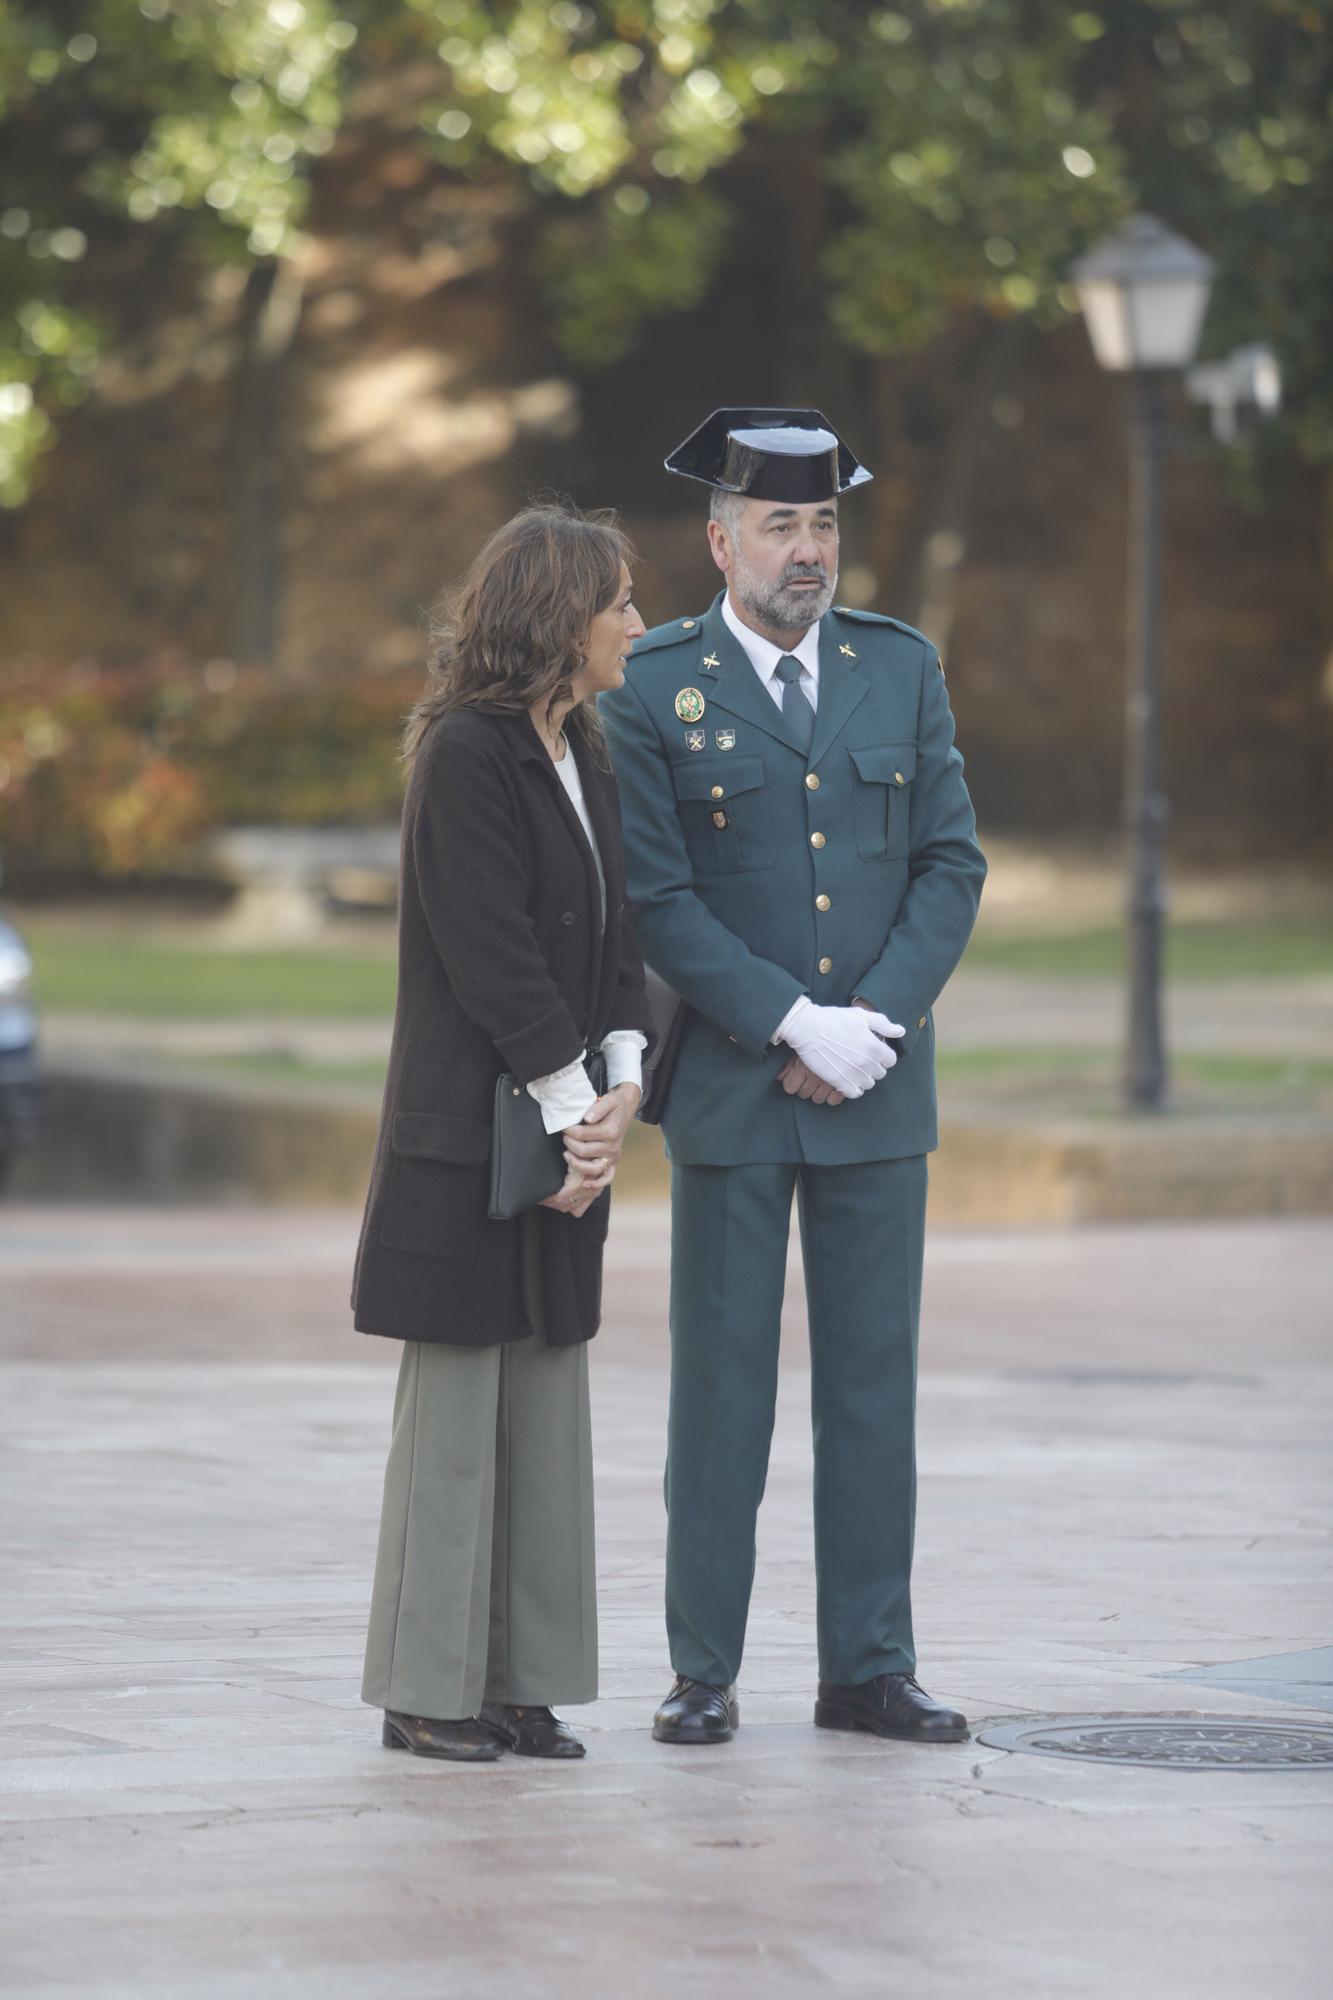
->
[544, 995, 904, 1214]
[777, 997, 905, 1107]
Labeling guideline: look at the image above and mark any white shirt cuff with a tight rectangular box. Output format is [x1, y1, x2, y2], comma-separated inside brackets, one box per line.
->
[527, 1055, 598, 1134]
[772, 995, 812, 1046]
[601, 1030, 647, 1092]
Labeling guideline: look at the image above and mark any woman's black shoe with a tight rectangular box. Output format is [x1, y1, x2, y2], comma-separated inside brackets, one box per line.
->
[382, 1710, 503, 1761]
[652, 1675, 739, 1744]
[478, 1701, 586, 1758]
[814, 1673, 969, 1743]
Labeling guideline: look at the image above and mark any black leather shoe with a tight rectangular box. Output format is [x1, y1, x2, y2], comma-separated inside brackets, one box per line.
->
[814, 1673, 969, 1743]
[382, 1710, 503, 1761]
[652, 1675, 739, 1744]
[478, 1701, 586, 1759]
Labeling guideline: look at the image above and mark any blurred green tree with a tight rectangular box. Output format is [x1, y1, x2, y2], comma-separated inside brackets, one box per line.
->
[0, 0, 350, 504]
[0, 0, 1326, 513]
[1089, 0, 1332, 461]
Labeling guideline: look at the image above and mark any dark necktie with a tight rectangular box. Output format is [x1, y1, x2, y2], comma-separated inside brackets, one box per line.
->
[774, 654, 814, 753]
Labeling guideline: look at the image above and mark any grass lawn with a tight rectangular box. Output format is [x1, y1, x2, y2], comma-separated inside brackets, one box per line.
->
[965, 917, 1333, 981]
[26, 927, 397, 1018]
[935, 1045, 1333, 1085]
[937, 1045, 1333, 1102]
[188, 1053, 393, 1091]
[18, 911, 1331, 1021]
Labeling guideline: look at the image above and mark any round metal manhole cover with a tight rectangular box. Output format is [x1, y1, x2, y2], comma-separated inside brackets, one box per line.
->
[975, 1715, 1333, 1770]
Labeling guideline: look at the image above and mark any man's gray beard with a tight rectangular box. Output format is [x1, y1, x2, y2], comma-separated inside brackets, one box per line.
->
[732, 549, 838, 634]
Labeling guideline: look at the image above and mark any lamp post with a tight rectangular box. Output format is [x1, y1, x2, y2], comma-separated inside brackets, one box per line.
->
[1069, 216, 1216, 1112]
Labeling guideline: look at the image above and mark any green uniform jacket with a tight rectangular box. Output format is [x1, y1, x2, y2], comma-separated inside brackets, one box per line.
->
[598, 592, 986, 1165]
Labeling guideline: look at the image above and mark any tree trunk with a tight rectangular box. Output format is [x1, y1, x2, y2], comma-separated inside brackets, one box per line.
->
[886, 316, 1023, 651]
[773, 136, 830, 404]
[228, 256, 304, 668]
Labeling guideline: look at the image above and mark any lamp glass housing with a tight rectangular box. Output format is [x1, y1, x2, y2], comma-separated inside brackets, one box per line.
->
[1070, 216, 1216, 373]
[1076, 273, 1213, 372]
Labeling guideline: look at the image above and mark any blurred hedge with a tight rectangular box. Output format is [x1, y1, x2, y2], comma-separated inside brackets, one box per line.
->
[0, 659, 415, 883]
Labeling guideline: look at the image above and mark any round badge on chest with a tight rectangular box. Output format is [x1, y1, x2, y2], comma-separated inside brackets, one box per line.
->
[674, 687, 706, 723]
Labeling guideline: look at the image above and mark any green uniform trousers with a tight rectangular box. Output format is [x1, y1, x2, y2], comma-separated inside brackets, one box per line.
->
[666, 1155, 927, 1688]
[361, 1218, 597, 1720]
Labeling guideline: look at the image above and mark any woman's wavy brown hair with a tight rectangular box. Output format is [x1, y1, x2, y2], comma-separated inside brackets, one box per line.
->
[402, 499, 634, 771]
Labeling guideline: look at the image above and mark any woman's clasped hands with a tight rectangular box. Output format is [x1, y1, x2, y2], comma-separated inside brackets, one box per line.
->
[541, 1082, 642, 1216]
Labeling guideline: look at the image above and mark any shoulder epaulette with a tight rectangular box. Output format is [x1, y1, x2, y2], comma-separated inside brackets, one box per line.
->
[631, 616, 705, 657]
[835, 606, 933, 648]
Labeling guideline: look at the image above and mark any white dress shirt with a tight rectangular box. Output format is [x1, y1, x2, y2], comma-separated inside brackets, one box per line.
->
[721, 591, 820, 712]
[526, 743, 647, 1135]
[720, 594, 824, 1048]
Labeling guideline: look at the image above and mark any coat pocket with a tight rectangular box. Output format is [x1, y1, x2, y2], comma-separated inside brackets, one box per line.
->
[671, 753, 775, 874]
[848, 743, 916, 860]
[378, 1111, 492, 1259]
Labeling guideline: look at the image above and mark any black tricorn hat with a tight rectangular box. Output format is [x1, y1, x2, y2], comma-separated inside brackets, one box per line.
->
[664, 406, 873, 502]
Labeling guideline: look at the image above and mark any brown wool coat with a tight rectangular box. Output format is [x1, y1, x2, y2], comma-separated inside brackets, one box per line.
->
[351, 705, 653, 1347]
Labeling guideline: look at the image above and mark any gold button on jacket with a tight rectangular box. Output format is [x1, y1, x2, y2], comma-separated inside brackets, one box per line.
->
[818, 956, 833, 975]
[815, 894, 831, 912]
[805, 773, 820, 790]
[710, 785, 724, 799]
[810, 831, 826, 849]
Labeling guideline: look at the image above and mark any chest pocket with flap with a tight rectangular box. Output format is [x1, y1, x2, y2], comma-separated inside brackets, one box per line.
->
[848, 743, 916, 860]
[670, 752, 775, 875]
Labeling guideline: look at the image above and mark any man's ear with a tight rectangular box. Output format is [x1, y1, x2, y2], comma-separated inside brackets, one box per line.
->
[705, 518, 731, 575]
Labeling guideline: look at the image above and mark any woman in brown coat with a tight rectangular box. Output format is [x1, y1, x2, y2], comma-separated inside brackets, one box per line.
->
[354, 502, 651, 1762]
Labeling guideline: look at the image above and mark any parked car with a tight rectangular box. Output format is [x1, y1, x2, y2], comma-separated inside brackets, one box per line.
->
[0, 913, 40, 1188]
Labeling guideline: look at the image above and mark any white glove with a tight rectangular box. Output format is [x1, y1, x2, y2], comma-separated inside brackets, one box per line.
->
[778, 999, 905, 1098]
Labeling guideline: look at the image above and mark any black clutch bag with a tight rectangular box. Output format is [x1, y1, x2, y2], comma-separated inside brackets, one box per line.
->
[488, 1051, 607, 1221]
[636, 971, 688, 1128]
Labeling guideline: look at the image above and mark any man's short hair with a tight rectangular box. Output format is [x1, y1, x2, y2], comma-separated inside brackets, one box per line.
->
[708, 488, 746, 538]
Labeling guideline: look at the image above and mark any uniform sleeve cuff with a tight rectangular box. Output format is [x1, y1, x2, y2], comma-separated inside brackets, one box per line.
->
[772, 995, 812, 1046]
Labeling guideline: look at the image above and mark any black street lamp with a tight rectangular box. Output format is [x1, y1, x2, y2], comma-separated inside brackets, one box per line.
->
[1069, 216, 1216, 1112]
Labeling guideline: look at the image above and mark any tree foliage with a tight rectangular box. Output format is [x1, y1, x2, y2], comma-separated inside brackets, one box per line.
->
[0, 0, 347, 501]
[0, 0, 1328, 504]
[1093, 0, 1333, 458]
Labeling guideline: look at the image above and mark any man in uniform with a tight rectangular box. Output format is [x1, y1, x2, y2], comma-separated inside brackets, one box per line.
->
[599, 408, 986, 1746]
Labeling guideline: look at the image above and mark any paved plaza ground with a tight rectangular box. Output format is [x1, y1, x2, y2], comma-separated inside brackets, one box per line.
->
[2, 1202, 1331, 1998]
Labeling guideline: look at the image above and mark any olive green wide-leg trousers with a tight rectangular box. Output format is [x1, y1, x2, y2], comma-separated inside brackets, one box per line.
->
[361, 1226, 597, 1720]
